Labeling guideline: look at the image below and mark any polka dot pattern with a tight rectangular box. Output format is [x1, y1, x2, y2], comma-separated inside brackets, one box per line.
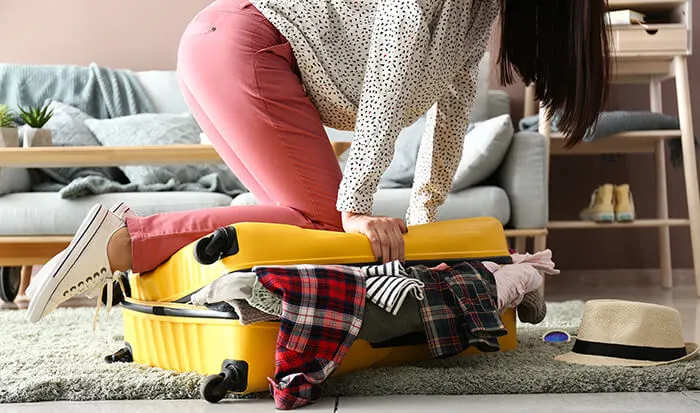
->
[250, 0, 500, 223]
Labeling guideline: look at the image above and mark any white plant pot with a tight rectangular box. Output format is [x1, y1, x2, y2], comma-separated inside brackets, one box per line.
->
[22, 127, 53, 148]
[0, 127, 19, 148]
[0, 127, 29, 195]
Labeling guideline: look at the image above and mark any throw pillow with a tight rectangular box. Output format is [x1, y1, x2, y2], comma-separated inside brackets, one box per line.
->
[45, 101, 101, 147]
[33, 101, 128, 187]
[84, 113, 208, 185]
[378, 116, 426, 188]
[450, 114, 514, 192]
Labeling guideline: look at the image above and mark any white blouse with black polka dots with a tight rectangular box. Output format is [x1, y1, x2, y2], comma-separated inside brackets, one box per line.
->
[250, 0, 500, 225]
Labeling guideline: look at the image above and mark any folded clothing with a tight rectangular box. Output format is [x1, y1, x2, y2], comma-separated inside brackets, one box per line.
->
[190, 271, 256, 306]
[407, 261, 507, 358]
[485, 249, 560, 325]
[194, 260, 426, 329]
[361, 260, 425, 315]
[484, 249, 559, 308]
[255, 264, 366, 410]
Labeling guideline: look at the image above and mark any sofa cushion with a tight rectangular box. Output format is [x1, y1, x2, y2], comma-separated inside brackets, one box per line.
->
[469, 51, 491, 123]
[0, 192, 234, 235]
[450, 114, 514, 192]
[486, 89, 511, 119]
[135, 71, 190, 114]
[0, 168, 31, 196]
[231, 185, 510, 225]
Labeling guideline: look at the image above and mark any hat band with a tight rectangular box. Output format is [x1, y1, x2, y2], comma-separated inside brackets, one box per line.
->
[572, 339, 687, 362]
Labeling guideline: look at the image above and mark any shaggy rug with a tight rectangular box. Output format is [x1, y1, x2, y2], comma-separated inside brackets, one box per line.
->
[1, 300, 698, 403]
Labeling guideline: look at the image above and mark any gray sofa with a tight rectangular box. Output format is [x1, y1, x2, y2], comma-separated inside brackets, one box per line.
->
[0, 69, 548, 239]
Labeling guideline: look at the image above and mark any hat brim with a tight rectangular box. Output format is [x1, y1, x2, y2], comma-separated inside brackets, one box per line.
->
[554, 342, 699, 367]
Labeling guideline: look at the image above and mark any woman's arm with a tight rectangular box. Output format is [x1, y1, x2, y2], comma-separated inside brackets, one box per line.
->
[335, 1, 426, 216]
[405, 59, 481, 226]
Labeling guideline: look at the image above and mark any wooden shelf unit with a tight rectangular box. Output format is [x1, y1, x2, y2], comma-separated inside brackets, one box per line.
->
[548, 219, 690, 230]
[549, 130, 681, 155]
[526, 0, 700, 295]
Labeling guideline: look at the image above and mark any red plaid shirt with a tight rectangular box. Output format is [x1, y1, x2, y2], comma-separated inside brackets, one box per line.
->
[255, 264, 366, 410]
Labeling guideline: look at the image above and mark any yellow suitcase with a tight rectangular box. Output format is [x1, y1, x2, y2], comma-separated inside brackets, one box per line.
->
[128, 216, 515, 303]
[118, 300, 517, 400]
[109, 217, 518, 402]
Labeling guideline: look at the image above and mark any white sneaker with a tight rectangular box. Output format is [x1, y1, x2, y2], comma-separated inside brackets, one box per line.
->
[26, 203, 136, 323]
[26, 202, 136, 300]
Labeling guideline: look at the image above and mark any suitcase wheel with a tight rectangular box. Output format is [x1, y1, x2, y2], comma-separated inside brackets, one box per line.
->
[194, 226, 240, 265]
[201, 360, 249, 403]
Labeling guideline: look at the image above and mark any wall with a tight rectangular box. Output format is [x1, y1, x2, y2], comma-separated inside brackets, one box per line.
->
[0, 0, 212, 70]
[1, 0, 698, 271]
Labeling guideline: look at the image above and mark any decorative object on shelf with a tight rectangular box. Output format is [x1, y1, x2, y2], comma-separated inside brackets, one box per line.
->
[0, 104, 18, 148]
[579, 183, 636, 223]
[18, 103, 54, 148]
[605, 9, 646, 26]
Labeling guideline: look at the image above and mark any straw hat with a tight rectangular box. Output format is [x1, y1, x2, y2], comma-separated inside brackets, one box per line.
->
[554, 299, 698, 367]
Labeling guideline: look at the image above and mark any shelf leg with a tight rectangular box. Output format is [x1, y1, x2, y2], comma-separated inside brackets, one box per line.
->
[533, 235, 548, 296]
[673, 56, 700, 297]
[514, 237, 527, 254]
[534, 234, 547, 252]
[19, 265, 32, 296]
[650, 79, 673, 289]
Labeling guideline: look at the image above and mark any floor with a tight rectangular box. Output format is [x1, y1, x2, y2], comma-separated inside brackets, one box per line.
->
[3, 269, 700, 412]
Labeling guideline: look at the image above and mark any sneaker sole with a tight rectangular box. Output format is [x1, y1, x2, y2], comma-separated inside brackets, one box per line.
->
[580, 212, 615, 223]
[616, 212, 635, 222]
[27, 204, 107, 322]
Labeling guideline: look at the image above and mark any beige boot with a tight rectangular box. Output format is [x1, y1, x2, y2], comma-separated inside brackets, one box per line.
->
[580, 183, 615, 223]
[614, 184, 635, 222]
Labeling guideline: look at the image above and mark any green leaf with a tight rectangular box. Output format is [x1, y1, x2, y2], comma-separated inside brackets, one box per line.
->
[18, 102, 54, 128]
[0, 104, 17, 128]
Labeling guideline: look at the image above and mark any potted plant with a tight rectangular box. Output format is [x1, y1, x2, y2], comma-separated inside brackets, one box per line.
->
[18, 102, 54, 147]
[0, 104, 19, 148]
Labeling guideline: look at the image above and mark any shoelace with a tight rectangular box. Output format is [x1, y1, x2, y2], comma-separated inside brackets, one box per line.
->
[59, 266, 119, 333]
[92, 271, 128, 332]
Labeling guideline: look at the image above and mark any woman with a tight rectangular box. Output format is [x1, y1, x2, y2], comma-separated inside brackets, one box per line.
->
[26, 0, 610, 323]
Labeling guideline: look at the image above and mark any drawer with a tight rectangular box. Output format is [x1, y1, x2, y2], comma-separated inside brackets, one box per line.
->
[612, 24, 688, 53]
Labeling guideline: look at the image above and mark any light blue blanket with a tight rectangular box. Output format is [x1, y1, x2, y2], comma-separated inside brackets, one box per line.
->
[0, 62, 155, 118]
[519, 111, 698, 167]
[1, 63, 248, 199]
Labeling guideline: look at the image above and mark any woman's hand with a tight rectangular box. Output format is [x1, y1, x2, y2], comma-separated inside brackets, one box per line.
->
[341, 212, 408, 263]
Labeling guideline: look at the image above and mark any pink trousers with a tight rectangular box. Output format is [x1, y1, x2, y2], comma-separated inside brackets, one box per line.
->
[126, 0, 343, 273]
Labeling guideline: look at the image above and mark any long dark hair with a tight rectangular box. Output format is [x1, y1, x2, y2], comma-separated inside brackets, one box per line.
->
[497, 0, 611, 147]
